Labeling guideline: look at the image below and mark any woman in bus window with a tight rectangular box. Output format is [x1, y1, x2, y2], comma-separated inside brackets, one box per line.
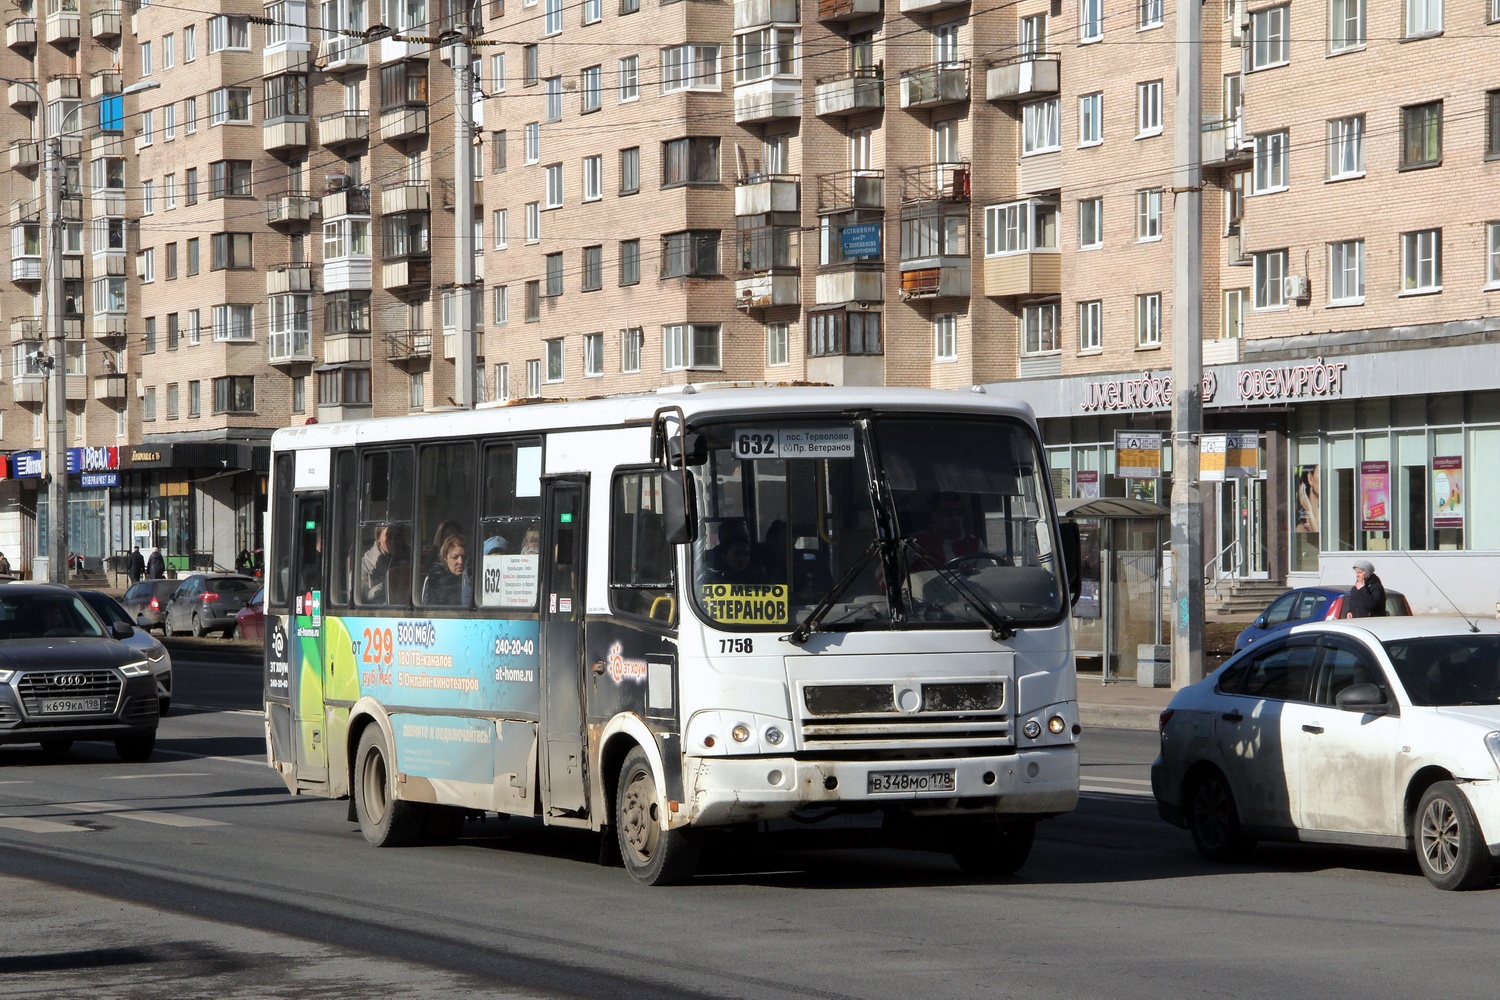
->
[422, 533, 471, 606]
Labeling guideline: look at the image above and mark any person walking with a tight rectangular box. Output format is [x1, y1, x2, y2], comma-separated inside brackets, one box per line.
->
[127, 545, 145, 585]
[1345, 559, 1388, 618]
[0, 551, 11, 578]
[146, 547, 165, 580]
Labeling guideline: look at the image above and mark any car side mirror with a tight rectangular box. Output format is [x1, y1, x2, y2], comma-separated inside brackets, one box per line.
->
[1254, 615, 1267, 629]
[110, 622, 135, 641]
[1335, 682, 1388, 714]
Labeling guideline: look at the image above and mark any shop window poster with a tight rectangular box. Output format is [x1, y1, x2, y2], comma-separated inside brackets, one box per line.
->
[1360, 460, 1390, 532]
[1432, 456, 1463, 529]
[1294, 465, 1319, 533]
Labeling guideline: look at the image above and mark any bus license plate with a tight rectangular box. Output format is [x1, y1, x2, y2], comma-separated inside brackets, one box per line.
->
[867, 769, 956, 794]
[40, 698, 102, 714]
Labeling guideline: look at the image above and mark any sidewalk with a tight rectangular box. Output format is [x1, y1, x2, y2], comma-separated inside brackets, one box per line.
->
[1076, 672, 1177, 732]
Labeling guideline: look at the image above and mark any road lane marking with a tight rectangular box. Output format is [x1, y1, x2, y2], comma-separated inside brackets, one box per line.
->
[1083, 776, 1152, 786]
[0, 817, 88, 834]
[174, 704, 265, 717]
[151, 748, 269, 768]
[1080, 783, 1154, 799]
[112, 811, 227, 828]
[0, 780, 32, 785]
[103, 772, 215, 780]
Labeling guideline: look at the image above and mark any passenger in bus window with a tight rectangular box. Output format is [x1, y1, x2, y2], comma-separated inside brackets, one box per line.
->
[360, 524, 410, 605]
[701, 520, 764, 586]
[423, 519, 465, 576]
[520, 525, 541, 555]
[421, 533, 471, 605]
[910, 492, 983, 571]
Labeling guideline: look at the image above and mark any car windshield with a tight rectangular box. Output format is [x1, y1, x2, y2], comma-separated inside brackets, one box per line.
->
[80, 593, 132, 628]
[686, 414, 1065, 632]
[1384, 635, 1500, 706]
[0, 593, 108, 640]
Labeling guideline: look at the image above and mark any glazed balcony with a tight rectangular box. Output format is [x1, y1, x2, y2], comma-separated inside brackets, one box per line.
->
[735, 225, 800, 310]
[11, 256, 42, 282]
[9, 197, 40, 224]
[8, 140, 40, 173]
[442, 330, 483, 360]
[438, 177, 484, 210]
[815, 264, 884, 306]
[322, 33, 368, 71]
[817, 0, 880, 20]
[1018, 149, 1060, 196]
[319, 110, 369, 148]
[264, 118, 310, 154]
[92, 313, 127, 338]
[9, 317, 41, 342]
[266, 264, 315, 295]
[899, 0, 965, 13]
[899, 62, 968, 109]
[817, 169, 882, 213]
[898, 161, 970, 203]
[92, 373, 127, 400]
[268, 193, 318, 229]
[1202, 115, 1253, 167]
[985, 52, 1059, 102]
[89, 5, 120, 39]
[323, 331, 372, 364]
[379, 103, 428, 142]
[734, 0, 798, 28]
[385, 328, 432, 361]
[6, 17, 37, 50]
[733, 78, 801, 124]
[44, 6, 79, 45]
[13, 372, 45, 403]
[983, 251, 1059, 299]
[898, 264, 968, 300]
[734, 173, 799, 216]
[813, 68, 883, 118]
[268, 327, 313, 365]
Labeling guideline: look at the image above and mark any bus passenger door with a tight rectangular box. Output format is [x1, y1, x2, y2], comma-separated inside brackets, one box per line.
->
[291, 492, 328, 783]
[540, 476, 588, 817]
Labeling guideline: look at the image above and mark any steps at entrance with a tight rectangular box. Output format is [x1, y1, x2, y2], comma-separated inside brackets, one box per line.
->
[1209, 578, 1286, 618]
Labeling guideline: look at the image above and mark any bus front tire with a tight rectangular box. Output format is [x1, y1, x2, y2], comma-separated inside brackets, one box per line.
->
[354, 726, 425, 847]
[615, 747, 700, 886]
[952, 818, 1036, 879]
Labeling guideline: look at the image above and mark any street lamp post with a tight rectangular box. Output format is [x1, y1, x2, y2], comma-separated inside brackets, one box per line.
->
[2, 76, 158, 583]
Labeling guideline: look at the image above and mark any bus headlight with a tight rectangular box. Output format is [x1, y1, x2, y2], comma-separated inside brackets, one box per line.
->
[731, 724, 751, 743]
[764, 726, 784, 746]
[1022, 719, 1042, 740]
[1048, 715, 1067, 735]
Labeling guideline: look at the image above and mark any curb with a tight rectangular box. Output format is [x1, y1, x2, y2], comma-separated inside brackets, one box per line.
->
[1079, 703, 1164, 732]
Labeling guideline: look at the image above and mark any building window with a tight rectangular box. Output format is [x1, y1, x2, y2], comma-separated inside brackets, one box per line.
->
[164, 105, 176, 141]
[733, 27, 800, 83]
[213, 375, 255, 413]
[209, 14, 250, 51]
[211, 232, 253, 270]
[141, 40, 152, 75]
[1252, 130, 1289, 192]
[1251, 5, 1289, 68]
[808, 310, 882, 357]
[661, 137, 719, 186]
[544, 76, 562, 121]
[1253, 249, 1288, 308]
[1401, 228, 1442, 292]
[322, 218, 369, 259]
[1329, 0, 1364, 51]
[318, 367, 371, 406]
[264, 73, 309, 120]
[165, 242, 177, 279]
[1488, 221, 1500, 287]
[143, 386, 156, 421]
[661, 230, 720, 277]
[1022, 303, 1060, 354]
[184, 24, 196, 60]
[494, 363, 510, 402]
[526, 359, 541, 398]
[900, 203, 969, 259]
[1022, 97, 1061, 154]
[544, 252, 563, 296]
[1078, 299, 1102, 352]
[1406, 0, 1442, 36]
[766, 322, 789, 366]
[933, 314, 958, 361]
[525, 202, 540, 242]
[1328, 240, 1365, 304]
[523, 44, 539, 85]
[493, 284, 509, 324]
[660, 44, 720, 93]
[185, 166, 198, 204]
[167, 313, 180, 350]
[583, 155, 602, 201]
[1079, 92, 1102, 146]
[984, 199, 1058, 255]
[1138, 0, 1162, 27]
[618, 56, 639, 102]
[661, 323, 721, 370]
[164, 174, 176, 209]
[1401, 101, 1442, 168]
[185, 97, 197, 133]
[620, 239, 640, 285]
[1080, 0, 1102, 40]
[621, 327, 643, 372]
[186, 237, 199, 275]
[210, 159, 253, 198]
[1222, 288, 1246, 339]
[580, 65, 602, 112]
[1135, 293, 1161, 347]
[165, 383, 179, 420]
[525, 280, 540, 320]
[490, 130, 508, 173]
[139, 247, 155, 282]
[543, 0, 562, 34]
[324, 291, 371, 336]
[1136, 81, 1162, 136]
[582, 0, 600, 22]
[1078, 197, 1103, 249]
[544, 163, 563, 207]
[213, 304, 255, 340]
[582, 245, 602, 290]
[1327, 115, 1365, 178]
[410, 372, 425, 409]
[142, 180, 154, 215]
[545, 338, 564, 381]
[209, 87, 252, 125]
[489, 53, 506, 92]
[188, 309, 201, 344]
[190, 380, 202, 416]
[620, 146, 640, 194]
[142, 316, 156, 352]
[1135, 189, 1162, 241]
[583, 332, 603, 376]
[492, 209, 507, 248]
[524, 122, 540, 163]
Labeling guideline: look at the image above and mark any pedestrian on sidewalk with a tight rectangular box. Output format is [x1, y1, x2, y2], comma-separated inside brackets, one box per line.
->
[127, 546, 145, 585]
[146, 547, 165, 580]
[1345, 559, 1387, 618]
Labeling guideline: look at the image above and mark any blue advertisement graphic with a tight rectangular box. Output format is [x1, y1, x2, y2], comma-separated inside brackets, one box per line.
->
[391, 714, 498, 785]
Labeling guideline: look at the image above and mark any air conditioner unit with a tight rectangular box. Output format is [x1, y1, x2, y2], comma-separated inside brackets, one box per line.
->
[1283, 275, 1310, 301]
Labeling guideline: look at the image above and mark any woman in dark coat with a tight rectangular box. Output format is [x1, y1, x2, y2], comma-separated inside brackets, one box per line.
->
[1345, 559, 1387, 618]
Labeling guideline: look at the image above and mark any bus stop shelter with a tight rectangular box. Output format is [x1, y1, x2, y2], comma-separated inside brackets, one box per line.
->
[1057, 497, 1168, 683]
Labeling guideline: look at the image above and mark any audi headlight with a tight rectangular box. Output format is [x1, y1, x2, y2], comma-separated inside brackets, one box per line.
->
[1485, 732, 1500, 774]
[119, 661, 151, 677]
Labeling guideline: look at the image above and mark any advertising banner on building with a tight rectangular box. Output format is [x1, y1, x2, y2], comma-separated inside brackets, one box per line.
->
[1432, 456, 1464, 529]
[1294, 465, 1320, 533]
[1076, 470, 1099, 498]
[1360, 461, 1390, 531]
[1114, 431, 1162, 480]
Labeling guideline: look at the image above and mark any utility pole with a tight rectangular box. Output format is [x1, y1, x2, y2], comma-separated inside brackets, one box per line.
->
[452, 0, 477, 408]
[1169, 0, 1204, 687]
[44, 119, 69, 584]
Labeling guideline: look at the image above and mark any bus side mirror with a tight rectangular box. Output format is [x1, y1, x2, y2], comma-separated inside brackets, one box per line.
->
[1059, 521, 1082, 606]
[666, 432, 708, 468]
[662, 468, 696, 545]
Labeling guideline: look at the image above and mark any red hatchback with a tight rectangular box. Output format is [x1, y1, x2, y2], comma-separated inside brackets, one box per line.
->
[234, 587, 265, 641]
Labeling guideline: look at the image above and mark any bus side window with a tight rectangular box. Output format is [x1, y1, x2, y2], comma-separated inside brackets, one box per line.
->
[329, 450, 358, 606]
[269, 453, 295, 607]
[358, 448, 415, 607]
[609, 470, 675, 623]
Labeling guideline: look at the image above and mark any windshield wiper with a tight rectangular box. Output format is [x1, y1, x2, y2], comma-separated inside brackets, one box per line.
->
[902, 537, 1017, 642]
[784, 540, 884, 645]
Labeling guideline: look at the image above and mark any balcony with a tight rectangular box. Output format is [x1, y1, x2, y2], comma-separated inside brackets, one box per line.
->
[7, 79, 37, 108]
[321, 183, 371, 218]
[899, 62, 968, 109]
[1018, 150, 1061, 196]
[899, 161, 969, 203]
[92, 313, 127, 338]
[263, 118, 310, 154]
[380, 183, 430, 214]
[813, 69, 883, 119]
[986, 52, 1059, 102]
[983, 251, 1060, 299]
[323, 331, 372, 364]
[439, 177, 484, 210]
[1202, 115, 1253, 167]
[735, 226, 800, 310]
[817, 169, 883, 213]
[268, 193, 318, 229]
[8, 140, 40, 173]
[817, 0, 880, 20]
[382, 256, 431, 294]
[735, 272, 800, 310]
[9, 198, 39, 224]
[734, 0, 798, 27]
[735, 174, 799, 216]
[263, 47, 310, 76]
[385, 328, 432, 361]
[267, 264, 314, 295]
[45, 75, 80, 102]
[379, 103, 428, 142]
[89, 6, 119, 39]
[13, 373, 44, 403]
[91, 130, 123, 156]
[44, 7, 79, 45]
[92, 374, 127, 400]
[734, 78, 801, 124]
[319, 110, 369, 148]
[6, 17, 36, 50]
[898, 264, 968, 300]
[816, 265, 884, 306]
[899, 0, 965, 13]
[89, 69, 121, 97]
[11, 256, 41, 283]
[269, 328, 314, 365]
[59, 196, 82, 220]
[9, 316, 41, 342]
[442, 330, 483, 360]
[322, 34, 369, 71]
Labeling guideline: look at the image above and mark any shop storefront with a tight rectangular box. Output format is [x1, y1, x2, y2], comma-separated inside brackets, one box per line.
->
[985, 340, 1500, 617]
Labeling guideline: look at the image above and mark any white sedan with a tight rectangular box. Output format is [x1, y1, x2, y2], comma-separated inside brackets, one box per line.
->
[1152, 617, 1500, 890]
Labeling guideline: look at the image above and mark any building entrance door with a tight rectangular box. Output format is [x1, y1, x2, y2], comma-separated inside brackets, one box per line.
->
[1217, 475, 1268, 579]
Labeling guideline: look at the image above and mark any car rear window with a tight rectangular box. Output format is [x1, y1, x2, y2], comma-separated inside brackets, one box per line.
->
[1384, 635, 1500, 706]
[209, 578, 257, 594]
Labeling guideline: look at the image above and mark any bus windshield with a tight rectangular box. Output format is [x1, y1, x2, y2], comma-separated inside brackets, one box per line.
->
[688, 414, 1066, 633]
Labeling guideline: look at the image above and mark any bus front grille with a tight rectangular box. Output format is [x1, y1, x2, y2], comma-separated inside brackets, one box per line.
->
[799, 714, 1011, 752]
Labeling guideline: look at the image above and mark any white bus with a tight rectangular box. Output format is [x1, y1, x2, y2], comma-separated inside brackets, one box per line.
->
[263, 385, 1081, 884]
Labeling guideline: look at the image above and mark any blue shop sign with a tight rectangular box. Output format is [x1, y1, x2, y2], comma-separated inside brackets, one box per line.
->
[13, 452, 44, 479]
[80, 472, 120, 489]
[840, 223, 882, 259]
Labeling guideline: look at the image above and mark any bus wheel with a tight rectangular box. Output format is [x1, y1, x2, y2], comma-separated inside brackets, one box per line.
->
[952, 818, 1036, 879]
[615, 747, 700, 886]
[354, 726, 424, 847]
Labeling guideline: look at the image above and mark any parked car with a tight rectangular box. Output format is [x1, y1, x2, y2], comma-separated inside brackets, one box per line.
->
[1153, 616, 1500, 890]
[121, 579, 182, 635]
[0, 584, 158, 760]
[76, 590, 173, 716]
[1234, 585, 1411, 651]
[234, 587, 265, 641]
[163, 574, 259, 638]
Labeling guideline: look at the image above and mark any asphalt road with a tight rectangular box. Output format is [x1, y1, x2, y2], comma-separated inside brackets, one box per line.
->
[1, 644, 1497, 999]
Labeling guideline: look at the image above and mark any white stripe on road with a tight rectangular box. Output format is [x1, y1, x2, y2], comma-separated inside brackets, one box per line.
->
[111, 810, 227, 828]
[0, 817, 89, 834]
[1083, 776, 1152, 786]
[103, 772, 214, 780]
[1080, 783, 1154, 799]
[150, 748, 269, 768]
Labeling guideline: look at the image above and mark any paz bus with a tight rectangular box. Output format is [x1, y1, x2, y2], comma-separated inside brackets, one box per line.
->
[263, 385, 1082, 884]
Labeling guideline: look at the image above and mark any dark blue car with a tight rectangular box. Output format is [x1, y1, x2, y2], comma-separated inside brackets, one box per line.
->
[1234, 585, 1411, 651]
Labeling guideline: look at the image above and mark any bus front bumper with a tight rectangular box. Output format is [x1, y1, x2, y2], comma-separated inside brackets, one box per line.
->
[679, 745, 1079, 827]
